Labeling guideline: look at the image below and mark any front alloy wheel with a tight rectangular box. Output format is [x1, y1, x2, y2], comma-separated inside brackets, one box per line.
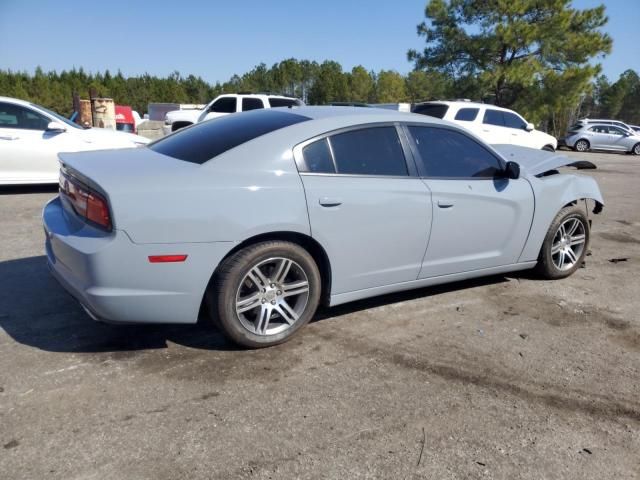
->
[550, 217, 586, 271]
[536, 205, 590, 279]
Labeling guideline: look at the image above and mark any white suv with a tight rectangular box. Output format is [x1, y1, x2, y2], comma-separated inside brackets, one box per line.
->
[413, 101, 557, 151]
[163, 93, 304, 135]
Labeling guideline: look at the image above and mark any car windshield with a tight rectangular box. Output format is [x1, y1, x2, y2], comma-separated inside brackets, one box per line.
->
[412, 104, 449, 118]
[32, 104, 83, 129]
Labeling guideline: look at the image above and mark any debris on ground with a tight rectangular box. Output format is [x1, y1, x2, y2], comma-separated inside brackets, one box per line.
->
[609, 258, 629, 263]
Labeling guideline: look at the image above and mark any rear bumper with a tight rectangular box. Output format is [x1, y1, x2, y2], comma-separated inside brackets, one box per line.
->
[43, 196, 233, 324]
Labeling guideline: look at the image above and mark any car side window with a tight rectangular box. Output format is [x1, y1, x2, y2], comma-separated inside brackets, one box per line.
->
[210, 97, 237, 113]
[607, 126, 625, 135]
[302, 138, 335, 173]
[503, 112, 527, 130]
[0, 102, 49, 130]
[454, 108, 479, 122]
[268, 98, 303, 108]
[408, 126, 502, 179]
[483, 109, 505, 126]
[242, 98, 264, 111]
[328, 127, 408, 176]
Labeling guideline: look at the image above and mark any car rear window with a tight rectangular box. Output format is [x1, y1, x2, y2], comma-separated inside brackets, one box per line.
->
[454, 108, 479, 121]
[412, 104, 449, 119]
[149, 109, 310, 164]
[268, 98, 304, 108]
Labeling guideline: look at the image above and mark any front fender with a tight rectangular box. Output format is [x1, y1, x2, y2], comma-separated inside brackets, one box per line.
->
[518, 173, 604, 262]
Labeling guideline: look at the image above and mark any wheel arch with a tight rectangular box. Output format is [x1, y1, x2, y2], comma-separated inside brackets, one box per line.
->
[199, 231, 332, 320]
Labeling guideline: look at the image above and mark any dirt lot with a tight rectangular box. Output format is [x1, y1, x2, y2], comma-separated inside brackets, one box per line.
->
[0, 150, 638, 479]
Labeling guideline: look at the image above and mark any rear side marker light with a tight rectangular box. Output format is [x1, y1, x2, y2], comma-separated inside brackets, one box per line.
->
[148, 255, 188, 263]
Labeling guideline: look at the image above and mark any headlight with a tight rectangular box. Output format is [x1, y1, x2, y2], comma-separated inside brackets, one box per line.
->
[133, 141, 147, 147]
[164, 118, 173, 125]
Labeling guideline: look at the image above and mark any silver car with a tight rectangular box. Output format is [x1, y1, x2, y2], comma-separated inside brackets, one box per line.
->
[43, 107, 604, 347]
[562, 123, 640, 154]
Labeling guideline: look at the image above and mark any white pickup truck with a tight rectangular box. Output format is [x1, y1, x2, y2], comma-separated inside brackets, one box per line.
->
[163, 93, 304, 135]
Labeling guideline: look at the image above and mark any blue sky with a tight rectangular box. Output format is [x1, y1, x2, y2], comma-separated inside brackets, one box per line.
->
[0, 0, 637, 83]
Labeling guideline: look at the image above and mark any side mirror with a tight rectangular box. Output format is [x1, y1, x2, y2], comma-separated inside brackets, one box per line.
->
[504, 161, 520, 179]
[46, 121, 66, 132]
[525, 123, 534, 132]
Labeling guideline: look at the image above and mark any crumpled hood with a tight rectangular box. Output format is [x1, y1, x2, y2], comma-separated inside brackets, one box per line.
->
[492, 144, 596, 176]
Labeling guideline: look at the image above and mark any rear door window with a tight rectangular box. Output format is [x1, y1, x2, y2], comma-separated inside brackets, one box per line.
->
[242, 98, 264, 111]
[302, 138, 335, 173]
[408, 126, 502, 178]
[483, 109, 505, 126]
[150, 109, 310, 164]
[454, 108, 479, 121]
[328, 127, 408, 176]
[412, 104, 449, 119]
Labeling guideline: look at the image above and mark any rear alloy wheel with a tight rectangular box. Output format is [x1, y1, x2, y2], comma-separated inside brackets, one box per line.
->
[633, 143, 640, 155]
[536, 205, 589, 279]
[574, 139, 590, 152]
[209, 241, 321, 348]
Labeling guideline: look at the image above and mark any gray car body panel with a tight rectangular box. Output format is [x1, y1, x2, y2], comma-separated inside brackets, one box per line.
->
[563, 124, 640, 152]
[44, 107, 604, 324]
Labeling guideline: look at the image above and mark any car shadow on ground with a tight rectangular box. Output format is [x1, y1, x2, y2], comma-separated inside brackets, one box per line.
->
[0, 184, 59, 195]
[0, 255, 521, 354]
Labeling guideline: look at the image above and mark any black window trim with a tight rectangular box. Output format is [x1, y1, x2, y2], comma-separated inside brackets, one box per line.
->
[401, 123, 507, 180]
[293, 122, 419, 178]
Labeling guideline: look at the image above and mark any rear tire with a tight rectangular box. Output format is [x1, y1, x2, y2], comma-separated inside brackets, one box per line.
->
[574, 139, 590, 152]
[542, 145, 555, 152]
[536, 205, 590, 280]
[207, 241, 321, 348]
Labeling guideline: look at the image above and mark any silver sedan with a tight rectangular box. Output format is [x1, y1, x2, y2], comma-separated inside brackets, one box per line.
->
[562, 123, 640, 154]
[43, 107, 604, 347]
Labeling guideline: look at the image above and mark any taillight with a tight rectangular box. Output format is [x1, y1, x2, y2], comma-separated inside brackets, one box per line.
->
[59, 171, 112, 231]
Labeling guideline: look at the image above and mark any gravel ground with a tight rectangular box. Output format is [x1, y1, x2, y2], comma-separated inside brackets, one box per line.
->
[0, 150, 638, 479]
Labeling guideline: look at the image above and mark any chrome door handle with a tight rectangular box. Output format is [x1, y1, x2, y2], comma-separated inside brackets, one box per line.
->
[437, 200, 454, 208]
[319, 197, 342, 207]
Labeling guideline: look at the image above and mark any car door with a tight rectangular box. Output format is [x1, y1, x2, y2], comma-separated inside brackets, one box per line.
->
[201, 96, 238, 122]
[585, 126, 607, 149]
[294, 125, 432, 294]
[502, 111, 533, 147]
[604, 126, 632, 151]
[404, 125, 534, 278]
[0, 101, 61, 184]
[480, 109, 510, 145]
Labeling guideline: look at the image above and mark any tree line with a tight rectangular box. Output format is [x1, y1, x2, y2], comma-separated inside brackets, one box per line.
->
[0, 1, 636, 136]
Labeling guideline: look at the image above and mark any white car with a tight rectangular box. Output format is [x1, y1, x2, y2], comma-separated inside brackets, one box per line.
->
[413, 101, 557, 151]
[163, 94, 305, 136]
[0, 96, 150, 185]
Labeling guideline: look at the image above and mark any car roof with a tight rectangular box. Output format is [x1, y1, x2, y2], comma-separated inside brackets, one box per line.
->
[414, 100, 512, 111]
[284, 105, 451, 125]
[0, 96, 32, 106]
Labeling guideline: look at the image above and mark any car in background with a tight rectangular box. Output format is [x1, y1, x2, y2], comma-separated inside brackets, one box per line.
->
[43, 107, 603, 348]
[115, 105, 136, 134]
[628, 124, 640, 133]
[0, 96, 150, 185]
[163, 93, 305, 136]
[573, 118, 635, 134]
[560, 123, 640, 154]
[413, 100, 557, 151]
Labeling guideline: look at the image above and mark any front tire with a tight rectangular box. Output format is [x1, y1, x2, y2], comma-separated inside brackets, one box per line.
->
[632, 143, 640, 155]
[574, 139, 590, 152]
[542, 145, 555, 152]
[536, 205, 589, 279]
[208, 241, 321, 348]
